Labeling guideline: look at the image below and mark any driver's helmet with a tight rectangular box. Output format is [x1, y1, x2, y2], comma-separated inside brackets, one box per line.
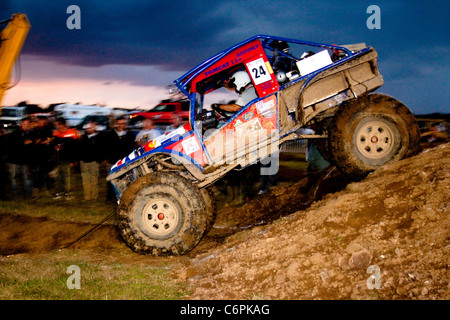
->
[229, 71, 251, 93]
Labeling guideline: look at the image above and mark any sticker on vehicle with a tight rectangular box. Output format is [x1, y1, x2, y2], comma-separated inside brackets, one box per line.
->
[181, 136, 200, 155]
[246, 58, 272, 85]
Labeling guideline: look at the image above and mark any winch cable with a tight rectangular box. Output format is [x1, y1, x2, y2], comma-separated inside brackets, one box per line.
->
[62, 210, 117, 249]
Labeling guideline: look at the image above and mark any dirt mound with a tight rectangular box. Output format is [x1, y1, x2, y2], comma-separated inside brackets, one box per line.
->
[0, 214, 123, 255]
[174, 143, 450, 300]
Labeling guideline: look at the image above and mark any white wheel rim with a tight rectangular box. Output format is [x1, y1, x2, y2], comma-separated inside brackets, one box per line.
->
[141, 198, 180, 237]
[355, 120, 395, 160]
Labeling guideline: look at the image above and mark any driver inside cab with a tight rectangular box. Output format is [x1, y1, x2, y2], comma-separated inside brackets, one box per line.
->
[212, 70, 258, 113]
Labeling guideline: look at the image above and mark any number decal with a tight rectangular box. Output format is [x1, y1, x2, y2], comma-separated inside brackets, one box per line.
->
[251, 66, 267, 79]
[246, 58, 272, 85]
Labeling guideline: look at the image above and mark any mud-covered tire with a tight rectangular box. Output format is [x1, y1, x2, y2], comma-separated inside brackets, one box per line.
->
[117, 172, 208, 256]
[328, 93, 420, 180]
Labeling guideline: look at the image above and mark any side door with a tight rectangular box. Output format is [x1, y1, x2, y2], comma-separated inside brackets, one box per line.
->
[203, 94, 279, 168]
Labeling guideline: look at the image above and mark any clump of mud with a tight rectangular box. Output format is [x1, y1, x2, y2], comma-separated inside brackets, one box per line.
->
[174, 143, 450, 300]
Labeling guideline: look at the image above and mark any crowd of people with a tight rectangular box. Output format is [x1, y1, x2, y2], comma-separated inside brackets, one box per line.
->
[0, 107, 284, 204]
[0, 114, 163, 202]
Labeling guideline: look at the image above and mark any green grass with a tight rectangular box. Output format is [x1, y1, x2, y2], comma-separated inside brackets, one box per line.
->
[0, 254, 189, 300]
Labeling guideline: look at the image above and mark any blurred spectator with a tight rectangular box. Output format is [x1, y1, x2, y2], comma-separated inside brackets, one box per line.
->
[104, 116, 135, 202]
[164, 114, 185, 133]
[104, 116, 136, 164]
[297, 127, 330, 173]
[135, 118, 162, 146]
[258, 152, 278, 195]
[79, 121, 102, 201]
[0, 129, 10, 199]
[52, 117, 81, 200]
[5, 117, 34, 198]
[306, 141, 330, 173]
[33, 115, 55, 196]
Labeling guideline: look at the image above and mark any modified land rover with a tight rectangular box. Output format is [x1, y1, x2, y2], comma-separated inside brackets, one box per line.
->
[107, 35, 420, 256]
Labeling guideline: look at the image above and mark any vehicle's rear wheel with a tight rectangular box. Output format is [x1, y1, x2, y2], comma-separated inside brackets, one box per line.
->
[327, 93, 420, 180]
[117, 172, 208, 256]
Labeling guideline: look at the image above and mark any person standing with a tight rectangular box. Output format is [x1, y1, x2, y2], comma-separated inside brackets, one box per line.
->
[104, 116, 135, 202]
[258, 152, 278, 195]
[5, 117, 34, 198]
[33, 115, 55, 196]
[135, 118, 161, 146]
[79, 121, 102, 201]
[52, 117, 80, 200]
[164, 114, 185, 134]
[0, 128, 10, 199]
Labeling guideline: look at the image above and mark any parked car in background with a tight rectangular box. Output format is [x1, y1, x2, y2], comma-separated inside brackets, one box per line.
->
[76, 114, 112, 132]
[0, 106, 27, 132]
[144, 99, 190, 126]
[54, 104, 127, 127]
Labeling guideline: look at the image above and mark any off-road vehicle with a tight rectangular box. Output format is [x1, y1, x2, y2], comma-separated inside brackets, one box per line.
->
[107, 35, 419, 256]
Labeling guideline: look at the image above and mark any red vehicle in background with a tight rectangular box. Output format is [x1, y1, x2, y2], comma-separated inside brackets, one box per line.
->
[132, 99, 190, 128]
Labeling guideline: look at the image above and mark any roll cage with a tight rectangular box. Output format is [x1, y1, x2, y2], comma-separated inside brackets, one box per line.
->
[173, 35, 356, 139]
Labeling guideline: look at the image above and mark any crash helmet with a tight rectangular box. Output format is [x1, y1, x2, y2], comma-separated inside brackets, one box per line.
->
[229, 71, 252, 93]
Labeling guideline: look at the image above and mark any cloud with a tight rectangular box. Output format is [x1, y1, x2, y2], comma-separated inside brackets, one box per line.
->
[6, 1, 237, 69]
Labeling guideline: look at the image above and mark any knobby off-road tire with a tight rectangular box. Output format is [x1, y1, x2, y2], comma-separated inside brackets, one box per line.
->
[328, 93, 420, 180]
[117, 172, 210, 256]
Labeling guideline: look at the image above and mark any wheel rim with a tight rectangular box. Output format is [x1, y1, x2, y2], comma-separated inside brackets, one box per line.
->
[141, 198, 180, 237]
[355, 119, 395, 160]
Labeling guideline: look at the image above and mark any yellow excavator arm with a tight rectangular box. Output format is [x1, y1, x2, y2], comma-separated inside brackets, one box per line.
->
[0, 13, 31, 108]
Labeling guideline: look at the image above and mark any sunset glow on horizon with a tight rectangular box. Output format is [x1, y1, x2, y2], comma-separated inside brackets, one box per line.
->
[1, 54, 182, 109]
[3, 78, 169, 110]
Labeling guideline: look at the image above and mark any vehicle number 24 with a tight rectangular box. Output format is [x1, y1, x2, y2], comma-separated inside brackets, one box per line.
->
[246, 58, 272, 85]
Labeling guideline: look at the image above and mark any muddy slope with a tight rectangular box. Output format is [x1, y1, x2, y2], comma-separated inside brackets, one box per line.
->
[174, 143, 450, 300]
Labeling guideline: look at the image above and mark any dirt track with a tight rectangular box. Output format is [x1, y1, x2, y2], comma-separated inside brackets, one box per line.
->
[0, 143, 448, 300]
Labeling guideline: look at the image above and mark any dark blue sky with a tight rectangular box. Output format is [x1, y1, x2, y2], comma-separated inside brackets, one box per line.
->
[2, 0, 449, 114]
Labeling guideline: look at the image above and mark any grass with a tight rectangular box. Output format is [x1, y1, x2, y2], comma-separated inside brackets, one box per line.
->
[0, 253, 189, 300]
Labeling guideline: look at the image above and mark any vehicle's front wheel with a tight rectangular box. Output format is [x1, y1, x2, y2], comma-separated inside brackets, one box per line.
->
[327, 93, 420, 180]
[117, 172, 208, 256]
